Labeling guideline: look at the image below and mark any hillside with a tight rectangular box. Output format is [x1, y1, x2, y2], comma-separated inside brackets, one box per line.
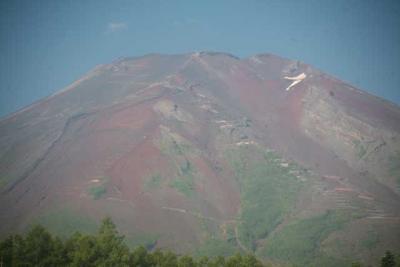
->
[0, 52, 399, 266]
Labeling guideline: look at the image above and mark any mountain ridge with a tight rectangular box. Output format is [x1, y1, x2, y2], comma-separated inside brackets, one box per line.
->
[3, 51, 400, 123]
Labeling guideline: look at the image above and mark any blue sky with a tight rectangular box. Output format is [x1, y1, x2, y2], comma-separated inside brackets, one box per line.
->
[0, 0, 399, 117]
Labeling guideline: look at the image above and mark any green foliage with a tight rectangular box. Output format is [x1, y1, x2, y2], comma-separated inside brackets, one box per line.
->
[195, 238, 238, 258]
[226, 147, 303, 251]
[66, 234, 100, 266]
[34, 208, 98, 238]
[0, 177, 8, 189]
[180, 159, 193, 176]
[225, 253, 264, 267]
[172, 141, 191, 156]
[169, 178, 194, 197]
[126, 233, 159, 250]
[169, 160, 195, 197]
[0, 174, 20, 190]
[144, 174, 163, 190]
[158, 129, 192, 156]
[353, 139, 367, 159]
[388, 151, 400, 189]
[88, 184, 107, 199]
[0, 218, 267, 266]
[0, 225, 67, 266]
[94, 217, 130, 266]
[261, 210, 350, 266]
[130, 246, 152, 266]
[178, 255, 196, 267]
[361, 229, 379, 249]
[381, 251, 396, 267]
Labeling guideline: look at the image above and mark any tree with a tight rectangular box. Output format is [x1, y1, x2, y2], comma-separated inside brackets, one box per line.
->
[197, 256, 210, 267]
[24, 225, 54, 264]
[11, 235, 27, 266]
[0, 225, 66, 267]
[130, 246, 151, 266]
[0, 236, 13, 267]
[0, 217, 272, 267]
[94, 217, 130, 266]
[242, 254, 264, 267]
[208, 255, 225, 267]
[178, 255, 197, 267]
[381, 251, 396, 267]
[69, 235, 99, 267]
[225, 253, 243, 267]
[159, 250, 178, 267]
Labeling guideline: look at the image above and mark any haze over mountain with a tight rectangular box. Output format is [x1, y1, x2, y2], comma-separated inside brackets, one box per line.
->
[0, 52, 399, 266]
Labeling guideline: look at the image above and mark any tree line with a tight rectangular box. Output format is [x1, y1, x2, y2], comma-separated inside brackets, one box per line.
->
[0, 217, 398, 267]
[0, 217, 264, 267]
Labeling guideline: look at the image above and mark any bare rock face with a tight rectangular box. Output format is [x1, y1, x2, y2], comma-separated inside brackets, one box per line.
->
[0, 52, 399, 266]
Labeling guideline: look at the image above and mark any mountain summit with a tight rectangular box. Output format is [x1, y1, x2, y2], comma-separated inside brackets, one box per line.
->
[1, 52, 399, 266]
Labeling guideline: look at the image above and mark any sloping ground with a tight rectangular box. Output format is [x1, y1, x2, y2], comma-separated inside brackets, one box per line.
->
[0, 52, 399, 266]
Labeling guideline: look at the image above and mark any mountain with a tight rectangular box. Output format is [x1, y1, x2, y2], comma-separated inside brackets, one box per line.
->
[0, 52, 399, 266]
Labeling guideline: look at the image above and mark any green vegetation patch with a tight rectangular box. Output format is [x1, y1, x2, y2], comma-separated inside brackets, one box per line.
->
[261, 210, 350, 266]
[169, 160, 195, 197]
[157, 128, 199, 198]
[388, 151, 400, 189]
[361, 230, 379, 250]
[88, 184, 107, 199]
[126, 233, 159, 250]
[144, 173, 163, 190]
[0, 174, 17, 190]
[87, 176, 108, 200]
[352, 140, 367, 159]
[169, 177, 194, 197]
[180, 159, 193, 176]
[226, 147, 303, 251]
[33, 208, 98, 238]
[195, 238, 238, 258]
[0, 178, 7, 190]
[158, 126, 193, 156]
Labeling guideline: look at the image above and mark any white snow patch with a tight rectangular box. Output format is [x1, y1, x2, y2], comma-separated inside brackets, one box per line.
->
[284, 72, 306, 91]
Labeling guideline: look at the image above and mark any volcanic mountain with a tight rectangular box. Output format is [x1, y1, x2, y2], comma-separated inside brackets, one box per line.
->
[1, 52, 399, 266]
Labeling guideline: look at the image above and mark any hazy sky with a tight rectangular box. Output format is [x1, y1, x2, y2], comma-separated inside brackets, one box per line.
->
[0, 0, 399, 117]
